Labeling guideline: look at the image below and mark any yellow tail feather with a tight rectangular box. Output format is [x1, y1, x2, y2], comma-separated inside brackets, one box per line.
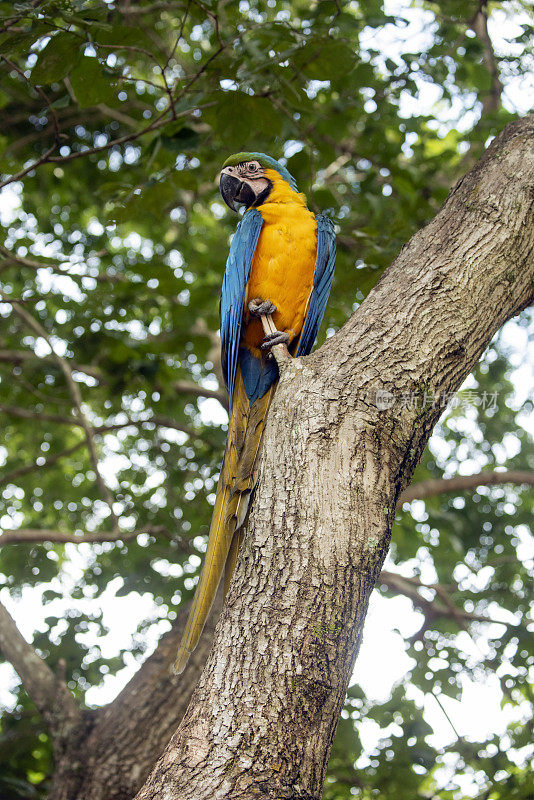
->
[173, 368, 274, 674]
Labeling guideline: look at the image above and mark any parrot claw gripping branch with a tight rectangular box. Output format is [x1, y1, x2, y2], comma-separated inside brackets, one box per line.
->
[248, 298, 290, 360]
[173, 153, 336, 675]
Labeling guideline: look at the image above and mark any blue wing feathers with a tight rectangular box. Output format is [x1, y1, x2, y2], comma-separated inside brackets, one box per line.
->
[219, 209, 263, 405]
[296, 214, 336, 358]
[238, 345, 278, 403]
[220, 209, 335, 408]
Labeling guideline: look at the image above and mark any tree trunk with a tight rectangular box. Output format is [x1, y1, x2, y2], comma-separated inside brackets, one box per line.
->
[134, 115, 534, 799]
[46, 596, 219, 800]
[1, 116, 532, 800]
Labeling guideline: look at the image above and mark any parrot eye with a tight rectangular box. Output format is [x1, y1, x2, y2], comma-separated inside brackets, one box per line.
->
[248, 163, 257, 172]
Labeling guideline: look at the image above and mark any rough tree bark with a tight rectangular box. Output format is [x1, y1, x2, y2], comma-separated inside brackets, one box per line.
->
[135, 115, 534, 799]
[46, 595, 221, 800]
[0, 115, 532, 800]
[0, 593, 219, 800]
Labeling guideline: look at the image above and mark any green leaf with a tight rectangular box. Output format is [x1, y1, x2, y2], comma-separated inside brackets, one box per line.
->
[30, 32, 81, 85]
[160, 125, 201, 152]
[0, 32, 40, 56]
[69, 55, 117, 108]
[204, 93, 283, 145]
[292, 39, 357, 81]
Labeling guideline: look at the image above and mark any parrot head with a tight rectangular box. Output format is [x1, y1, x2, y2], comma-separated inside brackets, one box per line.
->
[219, 152, 298, 211]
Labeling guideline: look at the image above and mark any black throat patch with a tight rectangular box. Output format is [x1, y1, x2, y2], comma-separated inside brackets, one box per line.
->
[252, 179, 273, 207]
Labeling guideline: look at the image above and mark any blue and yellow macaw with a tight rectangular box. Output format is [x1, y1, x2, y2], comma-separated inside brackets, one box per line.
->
[173, 153, 336, 674]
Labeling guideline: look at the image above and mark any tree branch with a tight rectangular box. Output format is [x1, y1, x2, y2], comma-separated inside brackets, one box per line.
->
[0, 403, 207, 440]
[0, 243, 129, 286]
[469, 0, 503, 114]
[116, 1, 183, 13]
[134, 115, 534, 800]
[96, 103, 139, 129]
[191, 317, 225, 389]
[378, 570, 517, 629]
[48, 591, 221, 800]
[0, 0, 45, 33]
[0, 440, 86, 488]
[0, 524, 176, 548]
[0, 38, 222, 191]
[1, 56, 62, 144]
[0, 403, 84, 426]
[173, 379, 228, 409]
[0, 348, 226, 403]
[0, 102, 202, 190]
[0, 598, 80, 734]
[8, 303, 118, 527]
[398, 470, 534, 505]
[0, 348, 104, 382]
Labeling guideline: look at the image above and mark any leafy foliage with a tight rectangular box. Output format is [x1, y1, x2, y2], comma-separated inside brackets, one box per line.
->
[0, 0, 532, 798]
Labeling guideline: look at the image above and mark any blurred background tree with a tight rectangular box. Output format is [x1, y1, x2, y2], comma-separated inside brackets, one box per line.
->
[0, 0, 532, 798]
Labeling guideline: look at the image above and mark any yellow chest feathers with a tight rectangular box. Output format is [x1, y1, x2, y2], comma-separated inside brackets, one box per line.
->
[244, 169, 317, 352]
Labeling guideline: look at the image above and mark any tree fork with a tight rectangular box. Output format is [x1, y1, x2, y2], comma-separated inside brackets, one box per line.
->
[2, 116, 532, 800]
[134, 115, 534, 800]
[44, 595, 221, 800]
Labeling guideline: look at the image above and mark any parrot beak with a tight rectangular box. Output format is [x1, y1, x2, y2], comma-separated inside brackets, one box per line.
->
[219, 172, 256, 212]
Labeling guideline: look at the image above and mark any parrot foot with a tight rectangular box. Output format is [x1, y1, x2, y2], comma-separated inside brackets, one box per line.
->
[248, 298, 277, 317]
[261, 331, 290, 352]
